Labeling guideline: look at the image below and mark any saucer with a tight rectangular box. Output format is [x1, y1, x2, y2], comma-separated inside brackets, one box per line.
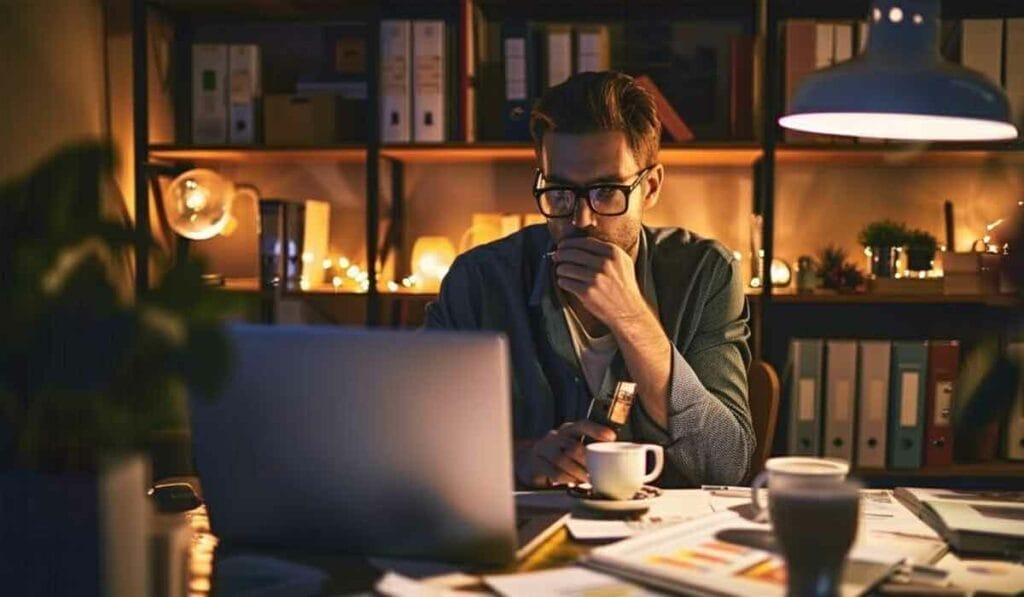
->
[566, 483, 662, 512]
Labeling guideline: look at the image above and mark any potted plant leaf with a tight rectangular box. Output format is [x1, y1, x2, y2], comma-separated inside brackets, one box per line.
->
[905, 228, 939, 272]
[0, 143, 235, 595]
[858, 219, 909, 278]
[815, 245, 866, 293]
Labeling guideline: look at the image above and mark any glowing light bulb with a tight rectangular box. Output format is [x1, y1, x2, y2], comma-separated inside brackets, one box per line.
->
[338, 257, 351, 269]
[346, 265, 361, 278]
[322, 258, 333, 270]
[332, 276, 343, 289]
[387, 281, 399, 292]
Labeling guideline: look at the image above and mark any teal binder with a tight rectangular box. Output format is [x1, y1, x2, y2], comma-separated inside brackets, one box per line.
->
[788, 339, 824, 456]
[888, 341, 929, 469]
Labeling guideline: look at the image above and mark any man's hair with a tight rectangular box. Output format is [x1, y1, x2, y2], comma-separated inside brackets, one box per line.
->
[529, 71, 661, 169]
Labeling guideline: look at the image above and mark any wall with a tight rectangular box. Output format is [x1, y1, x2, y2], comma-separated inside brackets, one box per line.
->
[0, 0, 108, 181]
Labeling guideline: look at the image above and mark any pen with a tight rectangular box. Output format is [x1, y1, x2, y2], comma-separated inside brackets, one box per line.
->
[700, 485, 750, 492]
[545, 250, 557, 259]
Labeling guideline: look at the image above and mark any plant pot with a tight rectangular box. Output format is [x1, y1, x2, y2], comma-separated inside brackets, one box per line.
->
[906, 247, 935, 272]
[0, 454, 151, 596]
[868, 246, 898, 278]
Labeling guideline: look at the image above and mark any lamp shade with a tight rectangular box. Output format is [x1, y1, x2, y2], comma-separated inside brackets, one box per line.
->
[411, 236, 456, 292]
[164, 168, 234, 240]
[779, 0, 1018, 141]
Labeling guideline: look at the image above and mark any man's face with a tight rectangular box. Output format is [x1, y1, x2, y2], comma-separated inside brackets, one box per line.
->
[539, 131, 663, 256]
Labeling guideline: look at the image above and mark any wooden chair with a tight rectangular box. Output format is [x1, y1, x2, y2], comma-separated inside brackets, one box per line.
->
[745, 359, 781, 483]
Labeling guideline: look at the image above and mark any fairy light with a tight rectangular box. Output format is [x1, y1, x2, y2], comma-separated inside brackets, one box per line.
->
[346, 265, 361, 278]
[322, 258, 333, 270]
[299, 276, 310, 291]
[332, 276, 343, 289]
[387, 281, 399, 292]
[338, 256, 351, 269]
[301, 252, 314, 264]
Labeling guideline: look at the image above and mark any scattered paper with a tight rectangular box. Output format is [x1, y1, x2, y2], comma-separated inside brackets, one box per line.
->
[485, 566, 669, 596]
[375, 571, 489, 597]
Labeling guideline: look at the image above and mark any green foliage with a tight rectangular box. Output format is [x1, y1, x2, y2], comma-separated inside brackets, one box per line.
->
[858, 219, 909, 248]
[815, 244, 866, 293]
[0, 143, 236, 472]
[905, 228, 939, 253]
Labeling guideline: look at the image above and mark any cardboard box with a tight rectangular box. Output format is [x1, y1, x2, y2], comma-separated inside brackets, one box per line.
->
[263, 95, 336, 146]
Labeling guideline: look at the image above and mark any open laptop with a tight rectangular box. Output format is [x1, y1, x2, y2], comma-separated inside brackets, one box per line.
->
[189, 323, 540, 566]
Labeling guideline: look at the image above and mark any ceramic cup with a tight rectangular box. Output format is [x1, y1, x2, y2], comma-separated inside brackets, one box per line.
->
[586, 442, 664, 500]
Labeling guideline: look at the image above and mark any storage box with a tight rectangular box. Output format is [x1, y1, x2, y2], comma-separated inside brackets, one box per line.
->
[263, 95, 337, 146]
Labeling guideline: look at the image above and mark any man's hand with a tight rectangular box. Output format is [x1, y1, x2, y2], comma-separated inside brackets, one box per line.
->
[516, 420, 616, 488]
[553, 237, 648, 329]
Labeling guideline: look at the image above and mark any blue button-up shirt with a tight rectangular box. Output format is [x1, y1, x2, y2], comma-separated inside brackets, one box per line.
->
[426, 224, 754, 486]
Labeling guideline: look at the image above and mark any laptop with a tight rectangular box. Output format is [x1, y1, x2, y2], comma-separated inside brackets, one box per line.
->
[190, 324, 534, 566]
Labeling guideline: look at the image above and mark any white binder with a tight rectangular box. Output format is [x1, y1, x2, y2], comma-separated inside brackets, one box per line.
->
[192, 44, 228, 144]
[412, 20, 446, 143]
[228, 44, 260, 145]
[961, 19, 1004, 86]
[576, 25, 610, 73]
[1006, 342, 1024, 460]
[381, 20, 412, 143]
[856, 340, 891, 468]
[546, 26, 572, 88]
[824, 340, 857, 462]
[1006, 19, 1024, 128]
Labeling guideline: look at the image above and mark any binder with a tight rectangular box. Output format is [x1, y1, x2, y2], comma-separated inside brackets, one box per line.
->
[888, 341, 929, 469]
[824, 340, 857, 463]
[834, 23, 854, 62]
[546, 25, 573, 88]
[784, 21, 818, 142]
[1006, 19, 1024, 128]
[503, 22, 533, 141]
[576, 25, 610, 73]
[729, 35, 755, 139]
[856, 341, 891, 468]
[787, 339, 824, 456]
[1005, 342, 1024, 460]
[924, 341, 960, 467]
[191, 44, 228, 144]
[412, 20, 446, 143]
[381, 20, 412, 143]
[961, 19, 1003, 86]
[815, 23, 834, 69]
[228, 44, 260, 145]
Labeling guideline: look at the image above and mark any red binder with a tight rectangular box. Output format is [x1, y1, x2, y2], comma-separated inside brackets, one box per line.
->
[924, 340, 960, 466]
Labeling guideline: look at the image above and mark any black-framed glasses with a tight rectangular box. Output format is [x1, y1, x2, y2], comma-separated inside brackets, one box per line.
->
[532, 166, 654, 218]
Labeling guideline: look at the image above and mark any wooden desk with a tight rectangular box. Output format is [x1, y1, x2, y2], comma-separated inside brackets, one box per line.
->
[179, 489, 1024, 595]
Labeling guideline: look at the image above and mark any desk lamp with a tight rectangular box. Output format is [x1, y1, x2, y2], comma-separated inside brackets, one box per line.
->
[780, 0, 1019, 141]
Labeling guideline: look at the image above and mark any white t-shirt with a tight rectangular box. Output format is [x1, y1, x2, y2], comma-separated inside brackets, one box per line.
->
[562, 303, 618, 396]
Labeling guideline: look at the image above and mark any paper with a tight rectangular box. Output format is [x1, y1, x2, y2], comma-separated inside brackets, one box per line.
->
[566, 515, 691, 541]
[900, 372, 920, 428]
[798, 378, 816, 422]
[376, 571, 488, 597]
[935, 554, 1024, 595]
[486, 566, 667, 596]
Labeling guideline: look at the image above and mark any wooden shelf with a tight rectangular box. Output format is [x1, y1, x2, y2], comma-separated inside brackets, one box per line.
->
[856, 462, 1024, 478]
[149, 145, 366, 164]
[769, 292, 1020, 306]
[777, 143, 1024, 167]
[149, 143, 762, 167]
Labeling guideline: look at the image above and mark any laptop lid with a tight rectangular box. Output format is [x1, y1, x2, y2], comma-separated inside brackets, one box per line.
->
[189, 324, 517, 565]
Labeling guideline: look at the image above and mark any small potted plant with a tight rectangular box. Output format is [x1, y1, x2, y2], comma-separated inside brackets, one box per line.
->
[0, 143, 235, 595]
[905, 228, 939, 272]
[815, 245, 866, 293]
[858, 219, 909, 278]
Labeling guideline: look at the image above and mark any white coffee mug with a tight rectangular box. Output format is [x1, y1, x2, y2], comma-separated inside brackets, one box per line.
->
[750, 457, 850, 521]
[586, 442, 664, 500]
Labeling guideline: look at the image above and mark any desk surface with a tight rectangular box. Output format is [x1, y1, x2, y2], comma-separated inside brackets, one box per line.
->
[180, 488, 1024, 595]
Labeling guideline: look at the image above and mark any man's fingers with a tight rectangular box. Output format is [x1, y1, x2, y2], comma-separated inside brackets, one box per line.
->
[553, 248, 605, 270]
[555, 263, 597, 283]
[558, 420, 617, 442]
[538, 452, 588, 484]
[554, 436, 588, 467]
[557, 237, 615, 256]
[556, 276, 588, 297]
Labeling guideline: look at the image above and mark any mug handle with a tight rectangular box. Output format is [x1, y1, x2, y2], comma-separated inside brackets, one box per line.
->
[749, 470, 770, 522]
[642, 445, 665, 484]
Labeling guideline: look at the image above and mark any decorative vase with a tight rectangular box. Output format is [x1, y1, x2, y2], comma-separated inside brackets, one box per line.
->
[0, 454, 151, 596]
[906, 247, 935, 272]
[868, 246, 898, 278]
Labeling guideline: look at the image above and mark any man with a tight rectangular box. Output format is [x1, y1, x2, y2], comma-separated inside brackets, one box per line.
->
[426, 71, 753, 488]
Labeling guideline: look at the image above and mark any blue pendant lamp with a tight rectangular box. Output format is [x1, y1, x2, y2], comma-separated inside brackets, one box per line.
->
[779, 0, 1019, 141]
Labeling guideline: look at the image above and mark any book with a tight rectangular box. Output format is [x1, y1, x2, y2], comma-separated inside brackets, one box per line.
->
[191, 44, 228, 144]
[545, 25, 572, 89]
[503, 21, 533, 141]
[1006, 342, 1024, 460]
[1006, 19, 1024, 128]
[576, 25, 610, 73]
[824, 340, 857, 463]
[888, 341, 928, 469]
[585, 510, 901, 597]
[894, 487, 1024, 557]
[787, 339, 824, 457]
[856, 341, 891, 469]
[924, 341, 959, 467]
[381, 20, 412, 144]
[227, 44, 260, 145]
[961, 19, 1004, 86]
[412, 20, 446, 143]
[634, 75, 695, 142]
[729, 35, 755, 139]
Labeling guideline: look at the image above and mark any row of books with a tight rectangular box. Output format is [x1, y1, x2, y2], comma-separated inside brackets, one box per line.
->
[784, 339, 1024, 469]
[785, 18, 1024, 143]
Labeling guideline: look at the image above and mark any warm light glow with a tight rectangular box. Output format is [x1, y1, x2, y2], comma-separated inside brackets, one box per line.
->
[166, 168, 234, 240]
[770, 259, 792, 287]
[779, 112, 1018, 141]
[338, 256, 351, 269]
[332, 275, 343, 289]
[387, 281, 399, 292]
[411, 236, 457, 292]
[733, 251, 742, 261]
[299, 277, 310, 291]
[322, 258, 333, 270]
[346, 265, 361, 278]
[301, 251, 314, 264]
